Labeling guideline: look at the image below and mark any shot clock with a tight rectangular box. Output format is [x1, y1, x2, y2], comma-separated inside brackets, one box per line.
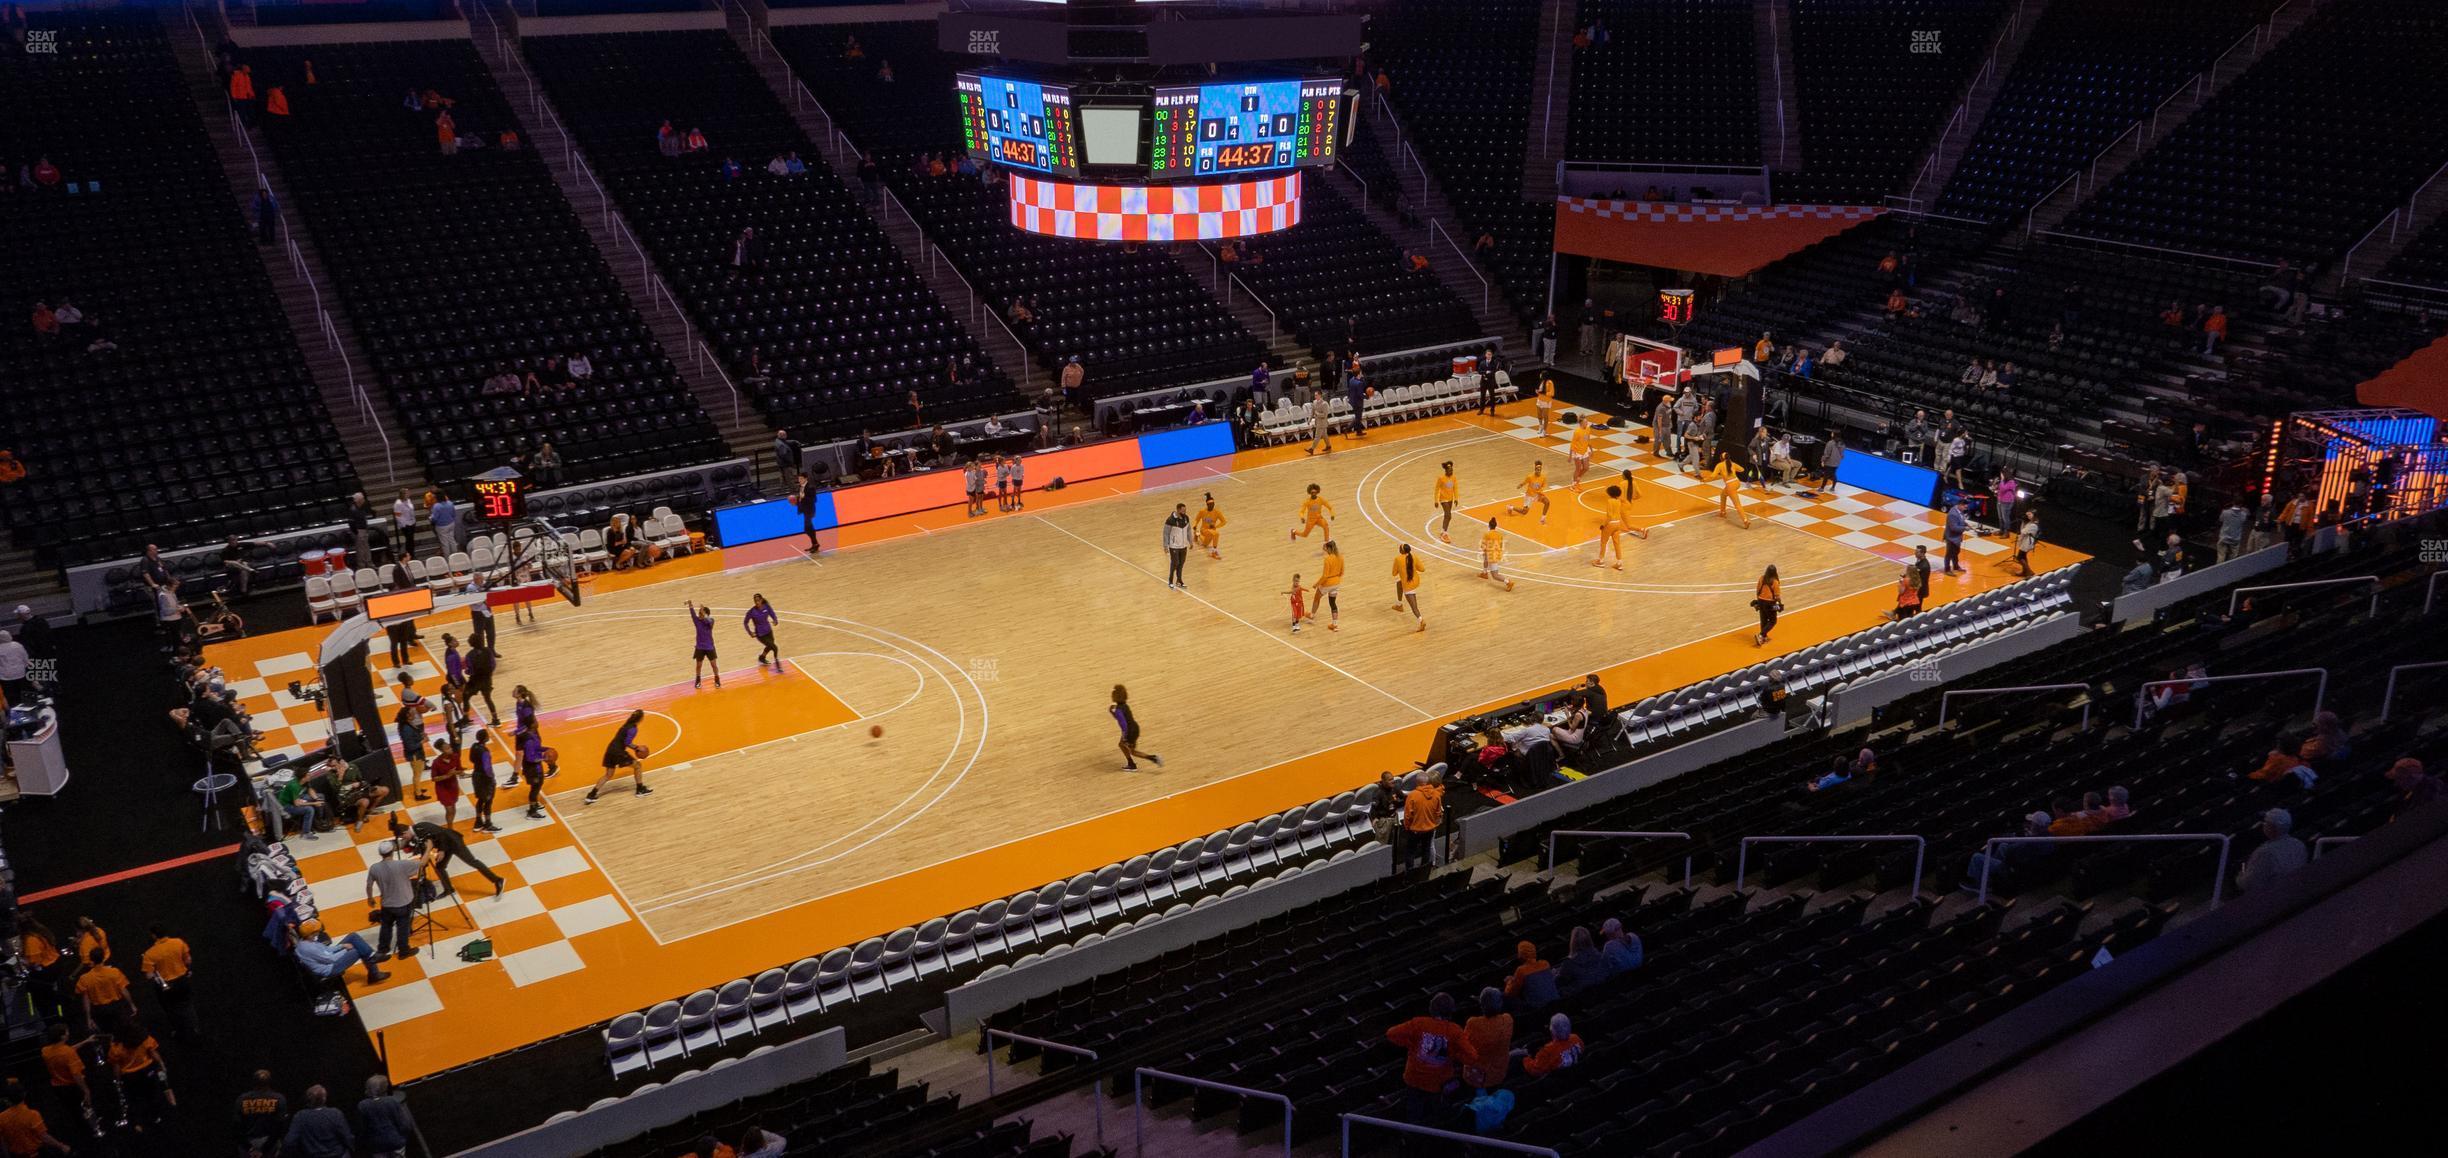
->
[471, 475, 528, 522]
[1659, 288, 1696, 327]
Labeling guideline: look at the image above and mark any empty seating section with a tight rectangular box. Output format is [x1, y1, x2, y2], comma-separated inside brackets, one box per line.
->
[1673, 217, 1986, 355]
[982, 541, 2438, 1157]
[568, 1057, 1088, 1158]
[0, 16, 357, 569]
[1370, 0, 1553, 317]
[1934, 0, 2276, 223]
[2373, 215, 2448, 295]
[250, 41, 727, 486]
[1777, 0, 2012, 206]
[1227, 181, 1480, 357]
[772, 24, 1264, 399]
[2063, 0, 2448, 264]
[521, 32, 1006, 441]
[1566, 0, 1760, 166]
[772, 22, 952, 165]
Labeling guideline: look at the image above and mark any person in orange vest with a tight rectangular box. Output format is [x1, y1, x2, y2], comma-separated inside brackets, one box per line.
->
[302, 58, 317, 86]
[264, 85, 289, 118]
[227, 63, 256, 123]
[436, 109, 458, 156]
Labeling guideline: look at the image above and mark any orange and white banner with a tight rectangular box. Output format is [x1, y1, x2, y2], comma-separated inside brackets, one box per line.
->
[1553, 198, 1884, 277]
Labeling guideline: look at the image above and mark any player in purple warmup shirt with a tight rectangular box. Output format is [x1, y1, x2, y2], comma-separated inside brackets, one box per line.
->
[743, 594, 781, 671]
[688, 601, 721, 689]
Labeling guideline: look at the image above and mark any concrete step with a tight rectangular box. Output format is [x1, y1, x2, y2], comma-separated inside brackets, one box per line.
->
[167, 3, 423, 497]
[466, 5, 772, 467]
[1899, 0, 2054, 208]
[1523, 0, 1575, 202]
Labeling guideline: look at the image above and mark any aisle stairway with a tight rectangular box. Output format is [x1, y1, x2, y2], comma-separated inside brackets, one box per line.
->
[1342, 106, 1538, 350]
[469, 1, 771, 467]
[720, 6, 1046, 397]
[1897, 0, 2054, 211]
[1524, 0, 1576, 203]
[2020, 0, 2330, 239]
[166, 5, 418, 499]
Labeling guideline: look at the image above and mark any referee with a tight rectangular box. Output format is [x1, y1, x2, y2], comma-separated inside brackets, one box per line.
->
[1162, 504, 1192, 589]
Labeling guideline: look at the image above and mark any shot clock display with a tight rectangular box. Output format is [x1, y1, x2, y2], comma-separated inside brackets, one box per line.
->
[471, 476, 528, 522]
[1659, 288, 1695, 326]
[957, 72, 1080, 176]
[1150, 78, 1342, 179]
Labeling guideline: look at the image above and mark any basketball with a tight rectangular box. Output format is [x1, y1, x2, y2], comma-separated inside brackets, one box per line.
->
[630, 744, 650, 760]
[869, 724, 885, 739]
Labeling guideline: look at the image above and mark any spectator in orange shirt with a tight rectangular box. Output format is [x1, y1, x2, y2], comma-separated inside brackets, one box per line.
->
[0, 1079, 69, 1157]
[1523, 1013, 1584, 1077]
[1398, 766, 1446, 872]
[36, 1028, 86, 1117]
[2299, 710, 2351, 766]
[72, 949, 133, 1030]
[265, 85, 290, 118]
[2048, 791, 2109, 836]
[73, 916, 108, 965]
[2202, 305, 2228, 355]
[1502, 939, 1558, 1011]
[2248, 736, 2312, 785]
[1385, 992, 1464, 1126]
[1457, 988, 1513, 1091]
[140, 925, 198, 1042]
[682, 1135, 736, 1158]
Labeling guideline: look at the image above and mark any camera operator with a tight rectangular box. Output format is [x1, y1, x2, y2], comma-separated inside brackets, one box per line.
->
[384, 814, 503, 897]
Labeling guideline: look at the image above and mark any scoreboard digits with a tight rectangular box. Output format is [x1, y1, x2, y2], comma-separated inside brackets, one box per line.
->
[956, 72, 1080, 176]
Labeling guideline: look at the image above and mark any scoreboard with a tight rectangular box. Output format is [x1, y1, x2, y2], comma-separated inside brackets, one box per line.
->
[471, 475, 528, 522]
[957, 72, 1080, 176]
[1150, 78, 1342, 179]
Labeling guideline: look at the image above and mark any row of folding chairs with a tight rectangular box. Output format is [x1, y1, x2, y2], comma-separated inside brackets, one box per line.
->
[1251, 374, 1514, 443]
[1615, 569, 2078, 746]
[602, 777, 1402, 1075]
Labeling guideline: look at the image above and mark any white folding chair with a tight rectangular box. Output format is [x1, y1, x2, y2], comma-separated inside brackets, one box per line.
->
[305, 576, 338, 622]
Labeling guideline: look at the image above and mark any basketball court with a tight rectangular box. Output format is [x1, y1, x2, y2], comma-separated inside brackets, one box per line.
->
[206, 397, 2085, 1079]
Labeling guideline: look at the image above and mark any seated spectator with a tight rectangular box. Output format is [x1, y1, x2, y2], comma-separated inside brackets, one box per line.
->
[2236, 809, 2307, 893]
[2388, 758, 2439, 819]
[1996, 361, 2017, 389]
[1884, 288, 1908, 318]
[1406, 251, 1430, 272]
[2299, 710, 2351, 765]
[1384, 993, 1464, 1124]
[657, 120, 681, 159]
[481, 370, 521, 396]
[289, 919, 390, 984]
[1978, 362, 2000, 390]
[565, 351, 593, 381]
[877, 59, 896, 83]
[1523, 1014, 1583, 1078]
[1458, 988, 1512, 1091]
[2246, 736, 2315, 787]
[1959, 359, 1982, 386]
[1599, 918, 1641, 972]
[784, 151, 805, 175]
[2049, 791, 2110, 836]
[1502, 940, 1558, 1011]
[765, 153, 791, 177]
[1553, 926, 1609, 997]
[683, 127, 708, 154]
[1475, 230, 1494, 253]
[605, 514, 654, 571]
[719, 156, 743, 182]
[1964, 810, 2057, 892]
[30, 156, 60, 189]
[498, 129, 520, 151]
[1549, 697, 1589, 757]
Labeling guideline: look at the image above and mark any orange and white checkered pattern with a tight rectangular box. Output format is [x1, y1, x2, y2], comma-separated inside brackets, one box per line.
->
[1009, 172, 1303, 241]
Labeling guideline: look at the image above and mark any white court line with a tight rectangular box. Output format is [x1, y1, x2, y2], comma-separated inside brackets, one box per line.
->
[1030, 515, 1433, 719]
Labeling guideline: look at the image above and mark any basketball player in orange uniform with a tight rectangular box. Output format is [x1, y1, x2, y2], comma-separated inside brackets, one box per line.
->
[1193, 494, 1227, 559]
[1291, 484, 1334, 540]
[1705, 452, 1751, 529]
[1509, 462, 1552, 524]
[1591, 484, 1636, 570]
[1567, 417, 1594, 490]
[1390, 544, 1426, 632]
[1311, 541, 1345, 630]
[1434, 461, 1459, 543]
[1479, 518, 1515, 590]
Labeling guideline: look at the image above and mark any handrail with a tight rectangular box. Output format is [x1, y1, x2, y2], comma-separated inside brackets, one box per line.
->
[1736, 835, 1926, 898]
[1336, 157, 1371, 208]
[1975, 834, 2232, 908]
[1427, 219, 1489, 312]
[2406, 156, 2448, 217]
[2026, 171, 2079, 238]
[1542, 0, 1559, 154]
[698, 340, 743, 425]
[2134, 668, 2329, 731]
[2034, 230, 2280, 272]
[1906, 0, 2023, 205]
[2338, 208, 2402, 282]
[962, 249, 1034, 382]
[1544, 830, 1691, 889]
[2380, 661, 2448, 722]
[1227, 273, 1277, 342]
[1399, 138, 1431, 198]
[2430, 571, 2446, 617]
[1938, 683, 2091, 730]
[2312, 836, 2359, 860]
[2226, 576, 2380, 618]
[1136, 1069, 1289, 1158]
[1342, 1113, 1559, 1158]
[984, 1031, 1101, 1147]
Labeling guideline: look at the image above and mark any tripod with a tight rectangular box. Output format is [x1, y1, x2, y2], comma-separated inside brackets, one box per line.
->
[410, 861, 474, 958]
